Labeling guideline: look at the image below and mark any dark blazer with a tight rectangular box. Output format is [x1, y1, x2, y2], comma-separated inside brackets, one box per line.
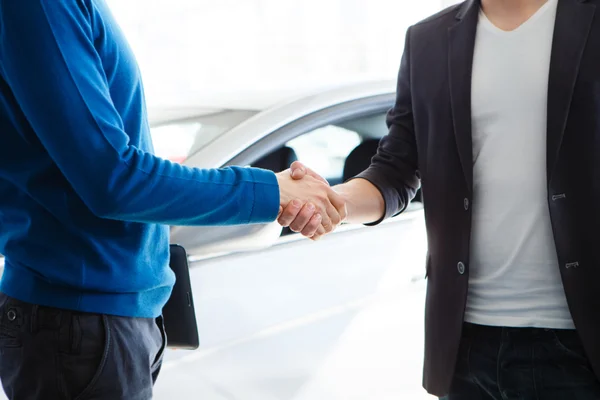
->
[358, 0, 600, 396]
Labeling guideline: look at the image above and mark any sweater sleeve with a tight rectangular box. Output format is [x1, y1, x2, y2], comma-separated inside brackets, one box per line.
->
[0, 0, 279, 226]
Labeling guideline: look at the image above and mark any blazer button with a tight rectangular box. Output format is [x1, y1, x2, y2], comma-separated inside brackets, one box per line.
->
[464, 198, 470, 211]
[457, 262, 466, 275]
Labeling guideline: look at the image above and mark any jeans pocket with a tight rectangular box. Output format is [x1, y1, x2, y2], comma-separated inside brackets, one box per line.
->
[0, 327, 21, 348]
[551, 330, 590, 362]
[58, 314, 111, 400]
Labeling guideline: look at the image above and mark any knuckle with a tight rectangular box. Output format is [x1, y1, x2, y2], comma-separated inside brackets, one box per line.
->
[281, 209, 295, 219]
[291, 218, 309, 232]
[301, 209, 313, 219]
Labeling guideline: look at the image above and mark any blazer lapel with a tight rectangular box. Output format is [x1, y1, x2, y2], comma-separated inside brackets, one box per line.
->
[448, 0, 479, 193]
[547, 0, 595, 182]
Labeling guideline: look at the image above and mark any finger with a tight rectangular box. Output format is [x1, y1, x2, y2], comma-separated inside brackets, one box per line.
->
[323, 200, 342, 231]
[277, 200, 303, 227]
[317, 205, 334, 233]
[328, 189, 347, 222]
[310, 224, 327, 241]
[289, 203, 317, 232]
[301, 213, 322, 238]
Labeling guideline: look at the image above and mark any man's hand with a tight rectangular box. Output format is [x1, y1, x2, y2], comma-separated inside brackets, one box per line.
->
[278, 162, 347, 240]
[276, 162, 346, 238]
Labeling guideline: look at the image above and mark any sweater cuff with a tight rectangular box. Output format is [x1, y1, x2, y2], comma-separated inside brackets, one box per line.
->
[247, 168, 280, 223]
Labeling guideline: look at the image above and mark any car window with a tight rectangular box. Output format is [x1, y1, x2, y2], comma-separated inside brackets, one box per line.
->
[150, 121, 200, 163]
[248, 111, 389, 185]
[247, 111, 389, 237]
[285, 126, 361, 185]
[150, 110, 257, 163]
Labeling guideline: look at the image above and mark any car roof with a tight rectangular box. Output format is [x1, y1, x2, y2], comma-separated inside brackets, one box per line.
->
[182, 79, 396, 169]
[147, 79, 396, 126]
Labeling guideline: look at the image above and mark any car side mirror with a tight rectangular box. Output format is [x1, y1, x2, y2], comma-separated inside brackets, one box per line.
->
[169, 222, 282, 258]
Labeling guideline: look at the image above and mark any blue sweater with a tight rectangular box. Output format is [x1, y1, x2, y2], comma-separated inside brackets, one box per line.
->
[0, 0, 280, 318]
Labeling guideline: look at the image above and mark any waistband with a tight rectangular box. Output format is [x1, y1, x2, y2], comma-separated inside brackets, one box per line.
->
[463, 322, 576, 339]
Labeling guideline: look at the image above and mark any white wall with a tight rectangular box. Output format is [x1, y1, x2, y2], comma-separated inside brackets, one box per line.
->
[441, 0, 464, 8]
[107, 0, 447, 107]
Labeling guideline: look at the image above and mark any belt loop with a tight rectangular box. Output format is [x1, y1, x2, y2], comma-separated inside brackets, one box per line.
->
[30, 305, 39, 334]
[71, 315, 82, 354]
[58, 310, 73, 354]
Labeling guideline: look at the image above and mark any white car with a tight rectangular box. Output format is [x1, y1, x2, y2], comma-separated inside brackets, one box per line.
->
[0, 81, 431, 400]
[150, 81, 431, 399]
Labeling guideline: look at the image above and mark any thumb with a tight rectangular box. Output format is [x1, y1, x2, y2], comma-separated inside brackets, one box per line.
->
[290, 161, 307, 180]
[290, 161, 330, 186]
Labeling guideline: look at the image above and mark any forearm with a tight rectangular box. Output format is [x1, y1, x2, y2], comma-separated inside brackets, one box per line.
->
[94, 160, 280, 226]
[333, 178, 385, 225]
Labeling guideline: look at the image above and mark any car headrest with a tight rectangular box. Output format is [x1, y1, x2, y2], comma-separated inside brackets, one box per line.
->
[253, 146, 299, 173]
[342, 139, 381, 182]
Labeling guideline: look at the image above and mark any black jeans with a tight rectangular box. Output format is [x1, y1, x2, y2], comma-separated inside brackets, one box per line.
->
[441, 322, 600, 400]
[0, 293, 166, 400]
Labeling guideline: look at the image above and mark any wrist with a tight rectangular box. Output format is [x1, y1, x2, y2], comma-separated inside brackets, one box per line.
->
[275, 172, 291, 206]
[333, 183, 353, 219]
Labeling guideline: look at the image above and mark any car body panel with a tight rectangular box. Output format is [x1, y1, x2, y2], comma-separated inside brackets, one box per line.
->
[152, 80, 432, 398]
[156, 209, 430, 400]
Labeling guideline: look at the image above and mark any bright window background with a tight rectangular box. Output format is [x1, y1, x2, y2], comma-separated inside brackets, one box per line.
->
[106, 0, 447, 109]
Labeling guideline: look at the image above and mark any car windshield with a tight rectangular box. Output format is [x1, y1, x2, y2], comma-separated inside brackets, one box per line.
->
[150, 109, 258, 163]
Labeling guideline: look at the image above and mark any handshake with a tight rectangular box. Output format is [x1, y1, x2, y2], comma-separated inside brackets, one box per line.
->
[275, 161, 347, 241]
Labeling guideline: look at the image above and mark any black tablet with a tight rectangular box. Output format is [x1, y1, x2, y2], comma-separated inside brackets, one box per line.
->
[162, 244, 200, 350]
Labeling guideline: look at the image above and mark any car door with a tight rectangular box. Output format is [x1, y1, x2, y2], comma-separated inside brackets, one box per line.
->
[229, 94, 428, 283]
[154, 97, 431, 399]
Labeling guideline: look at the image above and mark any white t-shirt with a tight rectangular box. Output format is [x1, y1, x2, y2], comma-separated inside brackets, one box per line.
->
[464, 0, 574, 329]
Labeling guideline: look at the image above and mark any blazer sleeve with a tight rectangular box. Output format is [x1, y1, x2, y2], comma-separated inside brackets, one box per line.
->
[354, 26, 421, 225]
